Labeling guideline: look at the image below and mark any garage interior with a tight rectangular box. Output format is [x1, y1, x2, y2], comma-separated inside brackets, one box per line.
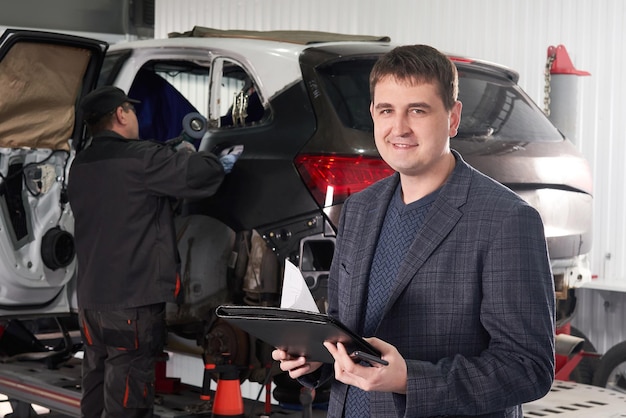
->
[1, 0, 626, 416]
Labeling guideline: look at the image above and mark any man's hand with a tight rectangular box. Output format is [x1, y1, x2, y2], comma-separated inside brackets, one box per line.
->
[175, 140, 196, 153]
[323, 337, 407, 394]
[165, 136, 196, 153]
[218, 145, 243, 174]
[272, 349, 323, 379]
[219, 153, 238, 174]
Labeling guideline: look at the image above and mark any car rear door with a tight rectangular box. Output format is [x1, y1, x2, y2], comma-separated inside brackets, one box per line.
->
[0, 29, 107, 317]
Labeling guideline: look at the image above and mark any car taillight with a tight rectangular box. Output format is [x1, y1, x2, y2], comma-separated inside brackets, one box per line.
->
[449, 56, 474, 64]
[295, 154, 395, 207]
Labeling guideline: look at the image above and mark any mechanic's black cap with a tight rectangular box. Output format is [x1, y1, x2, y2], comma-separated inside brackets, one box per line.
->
[80, 86, 140, 123]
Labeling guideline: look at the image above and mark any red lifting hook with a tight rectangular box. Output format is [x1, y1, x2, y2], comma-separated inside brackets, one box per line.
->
[547, 45, 590, 76]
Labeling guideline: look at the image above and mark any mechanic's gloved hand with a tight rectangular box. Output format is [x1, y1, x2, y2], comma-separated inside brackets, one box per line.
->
[219, 153, 238, 174]
[165, 135, 196, 153]
[218, 145, 244, 174]
[174, 140, 196, 154]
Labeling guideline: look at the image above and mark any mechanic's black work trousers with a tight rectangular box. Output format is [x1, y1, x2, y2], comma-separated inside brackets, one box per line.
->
[79, 303, 166, 418]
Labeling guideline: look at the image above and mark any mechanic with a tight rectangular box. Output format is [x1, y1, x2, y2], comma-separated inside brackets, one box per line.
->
[272, 45, 555, 417]
[68, 86, 236, 418]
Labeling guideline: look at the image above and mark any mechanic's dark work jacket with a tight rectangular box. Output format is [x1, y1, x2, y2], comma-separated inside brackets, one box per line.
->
[67, 132, 225, 310]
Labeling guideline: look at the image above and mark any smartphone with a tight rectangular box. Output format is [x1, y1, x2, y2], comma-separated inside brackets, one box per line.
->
[350, 350, 389, 366]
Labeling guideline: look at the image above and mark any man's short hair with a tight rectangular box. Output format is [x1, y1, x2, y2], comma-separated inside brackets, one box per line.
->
[369, 45, 458, 110]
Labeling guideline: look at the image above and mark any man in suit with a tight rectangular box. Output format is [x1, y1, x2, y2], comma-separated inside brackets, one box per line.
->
[272, 45, 555, 417]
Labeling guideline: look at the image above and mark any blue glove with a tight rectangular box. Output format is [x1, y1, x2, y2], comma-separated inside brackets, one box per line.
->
[218, 145, 243, 174]
[219, 153, 238, 174]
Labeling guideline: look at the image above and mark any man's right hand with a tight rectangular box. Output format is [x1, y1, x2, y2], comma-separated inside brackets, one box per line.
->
[219, 153, 238, 174]
[218, 145, 243, 174]
[272, 349, 323, 379]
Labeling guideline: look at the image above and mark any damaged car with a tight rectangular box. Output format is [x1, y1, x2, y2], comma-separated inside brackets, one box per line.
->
[0, 27, 592, 396]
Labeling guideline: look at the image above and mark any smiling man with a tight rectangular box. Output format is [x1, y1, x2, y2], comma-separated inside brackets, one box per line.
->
[273, 44, 556, 417]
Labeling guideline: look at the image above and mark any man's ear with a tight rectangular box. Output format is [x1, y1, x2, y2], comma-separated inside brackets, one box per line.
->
[449, 101, 463, 138]
[115, 106, 129, 125]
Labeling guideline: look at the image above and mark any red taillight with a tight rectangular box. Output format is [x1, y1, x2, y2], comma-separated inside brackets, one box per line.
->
[449, 56, 474, 63]
[295, 154, 395, 207]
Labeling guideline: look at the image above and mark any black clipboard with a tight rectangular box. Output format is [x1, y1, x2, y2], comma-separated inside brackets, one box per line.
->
[215, 305, 383, 364]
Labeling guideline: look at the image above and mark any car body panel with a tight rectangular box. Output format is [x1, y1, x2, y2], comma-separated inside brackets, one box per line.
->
[0, 30, 106, 317]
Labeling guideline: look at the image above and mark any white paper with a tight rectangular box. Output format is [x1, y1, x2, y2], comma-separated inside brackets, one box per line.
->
[280, 260, 319, 313]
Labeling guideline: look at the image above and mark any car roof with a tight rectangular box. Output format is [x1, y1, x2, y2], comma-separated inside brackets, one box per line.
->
[107, 27, 518, 100]
[168, 26, 391, 44]
[107, 36, 391, 100]
[165, 27, 517, 82]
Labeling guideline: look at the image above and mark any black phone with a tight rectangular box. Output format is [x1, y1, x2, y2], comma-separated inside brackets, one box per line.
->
[350, 350, 389, 366]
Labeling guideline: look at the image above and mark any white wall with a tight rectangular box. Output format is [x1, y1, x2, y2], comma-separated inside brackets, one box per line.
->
[154, 0, 626, 352]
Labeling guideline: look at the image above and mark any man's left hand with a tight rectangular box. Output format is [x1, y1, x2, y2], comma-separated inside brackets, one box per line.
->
[175, 140, 196, 153]
[323, 337, 407, 394]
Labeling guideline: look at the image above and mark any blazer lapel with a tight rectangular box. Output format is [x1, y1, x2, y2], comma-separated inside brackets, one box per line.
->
[383, 152, 472, 316]
[344, 174, 400, 331]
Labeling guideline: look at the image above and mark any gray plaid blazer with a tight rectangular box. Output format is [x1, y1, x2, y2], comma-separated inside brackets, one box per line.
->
[325, 150, 555, 418]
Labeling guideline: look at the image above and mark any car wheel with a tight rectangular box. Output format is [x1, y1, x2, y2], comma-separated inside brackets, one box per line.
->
[592, 340, 626, 393]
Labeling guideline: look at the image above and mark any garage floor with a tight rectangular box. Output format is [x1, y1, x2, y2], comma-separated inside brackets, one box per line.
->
[0, 356, 327, 418]
[0, 391, 325, 418]
[0, 394, 62, 417]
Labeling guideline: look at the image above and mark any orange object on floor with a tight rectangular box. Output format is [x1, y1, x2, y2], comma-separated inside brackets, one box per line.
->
[212, 363, 244, 418]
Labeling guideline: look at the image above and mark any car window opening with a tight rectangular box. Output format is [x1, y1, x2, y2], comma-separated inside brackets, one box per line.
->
[123, 59, 267, 145]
